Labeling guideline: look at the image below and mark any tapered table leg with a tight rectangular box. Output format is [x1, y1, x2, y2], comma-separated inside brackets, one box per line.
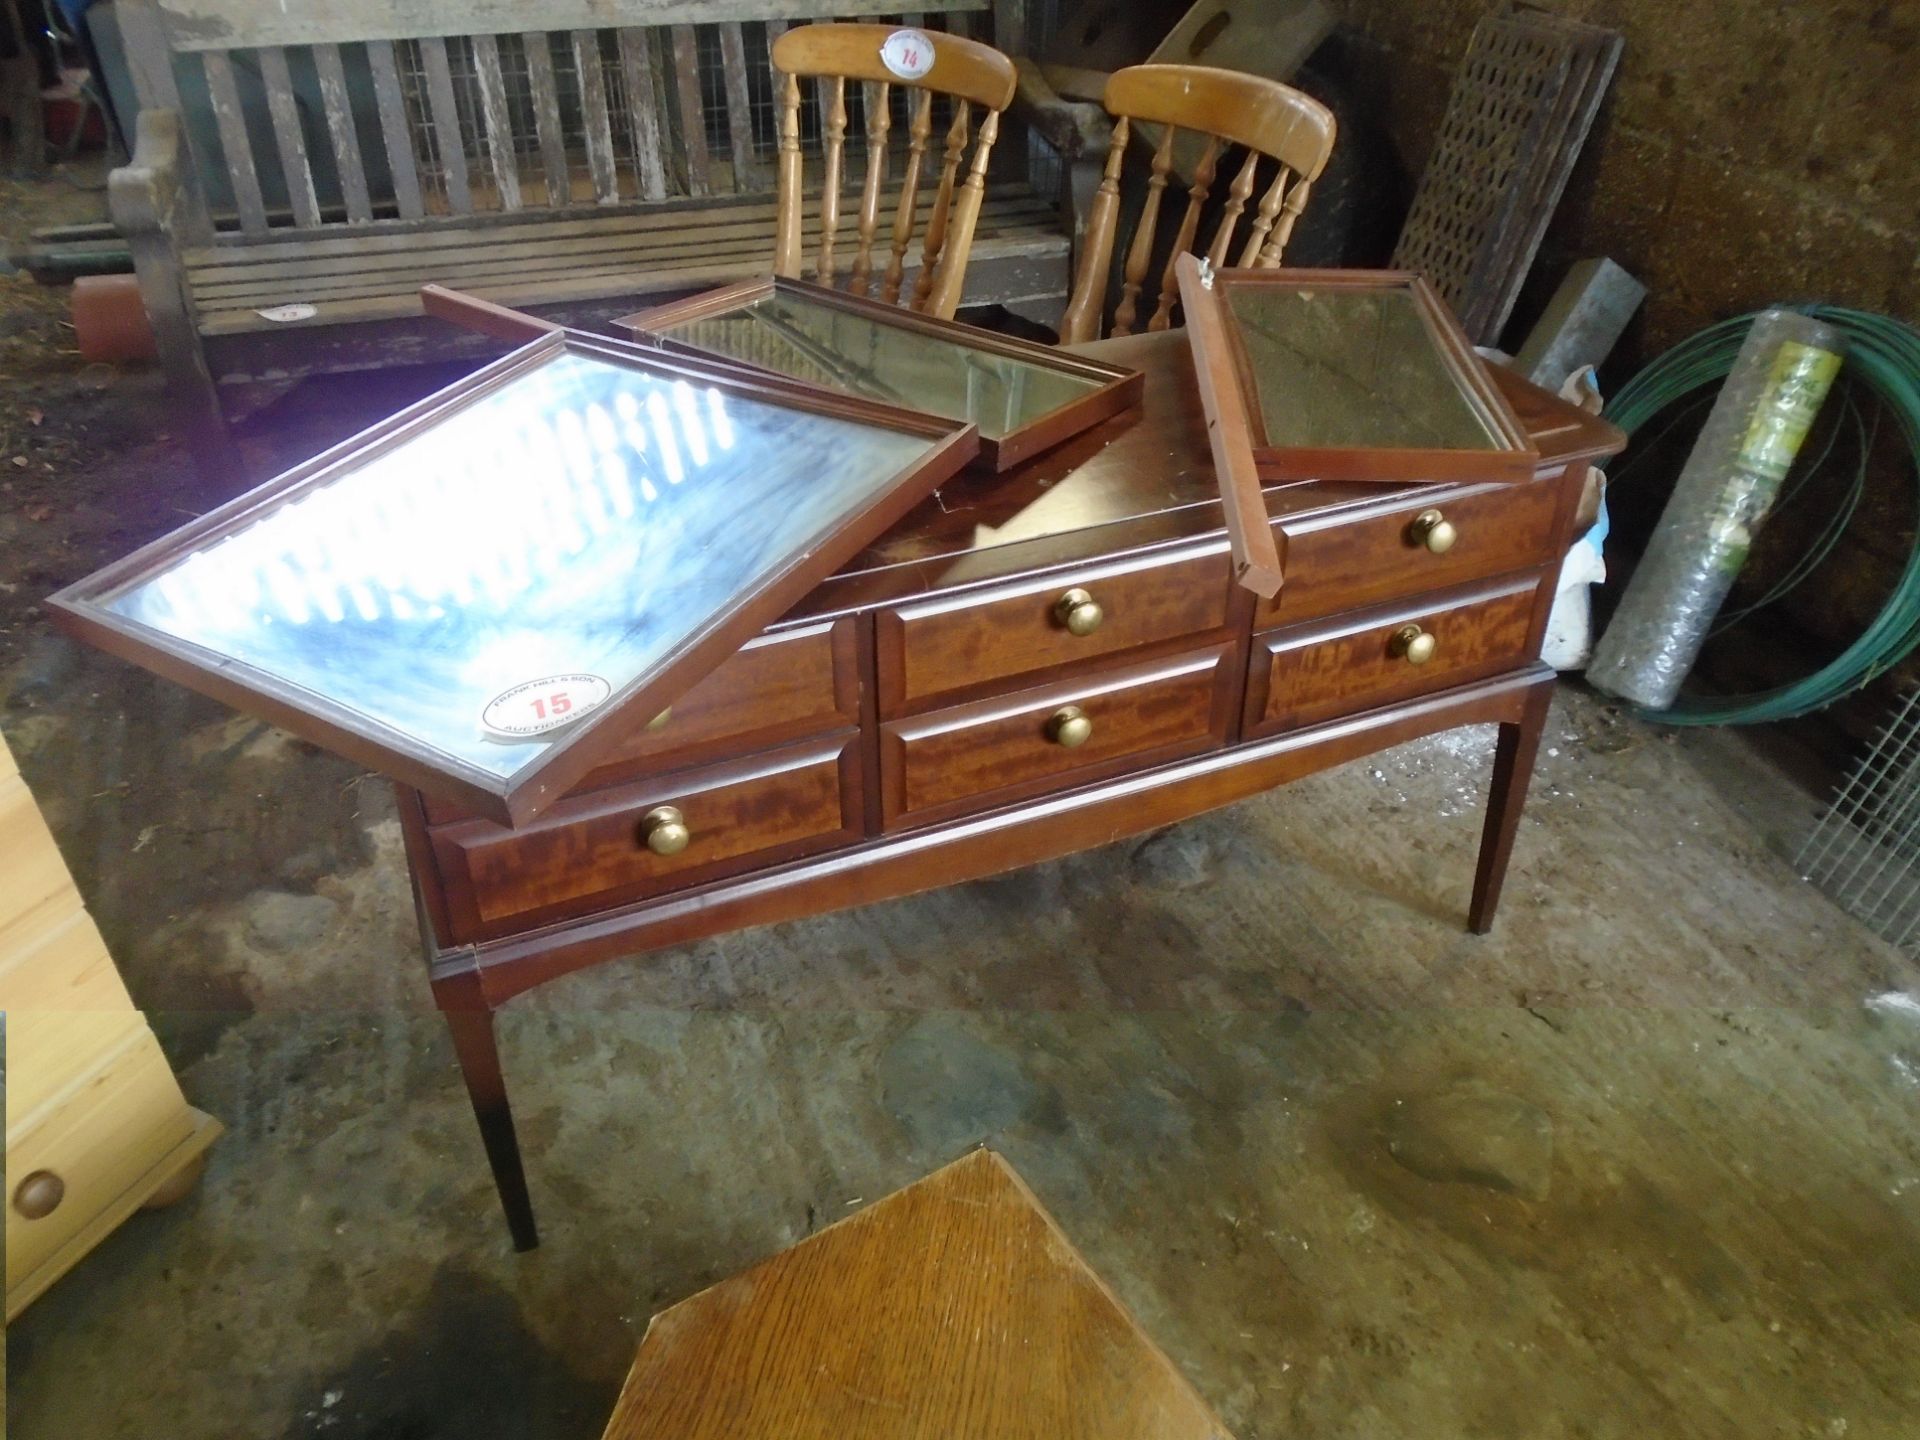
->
[1468, 679, 1553, 935]
[435, 970, 540, 1251]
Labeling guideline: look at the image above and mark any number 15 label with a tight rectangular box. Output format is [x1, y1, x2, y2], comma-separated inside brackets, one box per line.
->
[482, 673, 612, 740]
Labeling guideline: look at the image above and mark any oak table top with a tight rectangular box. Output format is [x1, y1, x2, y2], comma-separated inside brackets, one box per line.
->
[600, 1150, 1232, 1440]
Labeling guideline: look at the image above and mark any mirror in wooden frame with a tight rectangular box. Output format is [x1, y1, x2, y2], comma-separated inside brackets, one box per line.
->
[617, 276, 1142, 470]
[1181, 264, 1538, 486]
[50, 329, 977, 826]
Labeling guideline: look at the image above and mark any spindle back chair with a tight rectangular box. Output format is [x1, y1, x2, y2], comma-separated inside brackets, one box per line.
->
[770, 23, 1018, 320]
[1058, 64, 1336, 344]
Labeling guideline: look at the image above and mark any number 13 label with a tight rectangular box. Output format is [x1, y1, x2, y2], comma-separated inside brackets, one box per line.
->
[880, 29, 935, 80]
[482, 673, 612, 740]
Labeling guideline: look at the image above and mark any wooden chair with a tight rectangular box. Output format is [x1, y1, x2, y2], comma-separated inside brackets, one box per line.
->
[1058, 64, 1336, 343]
[770, 23, 1018, 321]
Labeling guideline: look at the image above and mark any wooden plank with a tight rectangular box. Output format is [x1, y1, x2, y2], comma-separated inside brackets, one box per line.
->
[184, 189, 1058, 275]
[471, 34, 523, 211]
[188, 221, 1064, 311]
[193, 233, 1067, 333]
[419, 37, 473, 215]
[200, 50, 268, 234]
[600, 1151, 1232, 1440]
[668, 26, 713, 197]
[367, 40, 425, 220]
[312, 43, 374, 223]
[522, 33, 573, 207]
[617, 29, 669, 202]
[572, 30, 621, 204]
[190, 223, 1066, 312]
[151, 1, 988, 50]
[716, 22, 757, 193]
[257, 46, 322, 229]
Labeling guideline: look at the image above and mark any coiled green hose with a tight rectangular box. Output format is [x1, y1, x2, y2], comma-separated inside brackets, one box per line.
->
[1601, 306, 1920, 724]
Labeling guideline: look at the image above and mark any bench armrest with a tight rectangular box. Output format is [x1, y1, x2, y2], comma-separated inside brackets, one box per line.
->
[1011, 59, 1112, 161]
[110, 109, 187, 238]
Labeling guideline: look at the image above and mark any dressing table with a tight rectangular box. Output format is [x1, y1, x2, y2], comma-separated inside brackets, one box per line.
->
[396, 325, 1622, 1247]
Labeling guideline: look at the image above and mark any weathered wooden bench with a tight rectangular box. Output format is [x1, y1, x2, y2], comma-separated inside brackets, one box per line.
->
[103, 0, 1071, 476]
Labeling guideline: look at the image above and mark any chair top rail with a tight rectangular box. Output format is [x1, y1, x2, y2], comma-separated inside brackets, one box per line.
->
[150, 0, 987, 51]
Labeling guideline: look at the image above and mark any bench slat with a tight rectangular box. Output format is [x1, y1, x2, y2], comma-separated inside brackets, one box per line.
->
[188, 210, 1064, 303]
[617, 29, 668, 202]
[192, 229, 1066, 333]
[573, 31, 621, 205]
[313, 43, 374, 223]
[471, 34, 522, 211]
[367, 39, 425, 221]
[419, 37, 473, 215]
[520, 33, 570, 207]
[185, 188, 1056, 277]
[669, 26, 712, 198]
[717, 22, 757, 194]
[192, 226, 1065, 317]
[258, 46, 322, 229]
[201, 50, 268, 234]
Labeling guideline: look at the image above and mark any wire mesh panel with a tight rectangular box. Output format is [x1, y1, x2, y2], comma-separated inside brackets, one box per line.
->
[1798, 687, 1920, 953]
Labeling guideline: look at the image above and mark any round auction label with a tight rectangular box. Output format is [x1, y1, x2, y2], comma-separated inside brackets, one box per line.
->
[482, 674, 611, 739]
[879, 28, 935, 80]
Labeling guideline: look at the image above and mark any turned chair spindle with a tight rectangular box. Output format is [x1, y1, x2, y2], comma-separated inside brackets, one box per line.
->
[772, 23, 1016, 319]
[1059, 65, 1337, 344]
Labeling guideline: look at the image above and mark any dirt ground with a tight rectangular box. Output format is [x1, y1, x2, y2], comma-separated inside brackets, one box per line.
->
[5, 165, 1920, 1440]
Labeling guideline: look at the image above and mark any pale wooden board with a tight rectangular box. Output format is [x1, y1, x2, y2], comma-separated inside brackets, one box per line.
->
[152, 0, 986, 50]
[0, 911, 142, 1120]
[602, 1150, 1233, 1440]
[0, 773, 75, 934]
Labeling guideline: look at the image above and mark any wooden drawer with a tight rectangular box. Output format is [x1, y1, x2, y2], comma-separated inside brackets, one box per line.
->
[431, 734, 862, 941]
[881, 647, 1230, 828]
[422, 619, 857, 824]
[876, 543, 1232, 715]
[1263, 480, 1563, 626]
[6, 1024, 195, 1288]
[1246, 577, 1543, 736]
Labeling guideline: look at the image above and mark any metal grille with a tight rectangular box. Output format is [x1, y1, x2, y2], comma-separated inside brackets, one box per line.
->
[1798, 688, 1920, 953]
[1391, 6, 1621, 344]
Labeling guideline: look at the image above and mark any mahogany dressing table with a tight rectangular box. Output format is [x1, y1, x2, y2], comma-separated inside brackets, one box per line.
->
[54, 308, 1621, 1250]
[403, 325, 1620, 1248]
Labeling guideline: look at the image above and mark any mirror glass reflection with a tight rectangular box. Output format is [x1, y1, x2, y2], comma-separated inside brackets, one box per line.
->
[107, 349, 935, 781]
[658, 290, 1106, 439]
[1223, 282, 1503, 451]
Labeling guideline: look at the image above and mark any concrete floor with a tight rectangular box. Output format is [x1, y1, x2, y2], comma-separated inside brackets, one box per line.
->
[6, 175, 1920, 1440]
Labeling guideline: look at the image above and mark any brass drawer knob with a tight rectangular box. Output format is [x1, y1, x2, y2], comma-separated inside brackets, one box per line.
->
[1047, 705, 1093, 748]
[1053, 587, 1104, 636]
[1409, 508, 1458, 554]
[640, 805, 691, 856]
[645, 706, 673, 732]
[1390, 623, 1438, 666]
[13, 1170, 64, 1220]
